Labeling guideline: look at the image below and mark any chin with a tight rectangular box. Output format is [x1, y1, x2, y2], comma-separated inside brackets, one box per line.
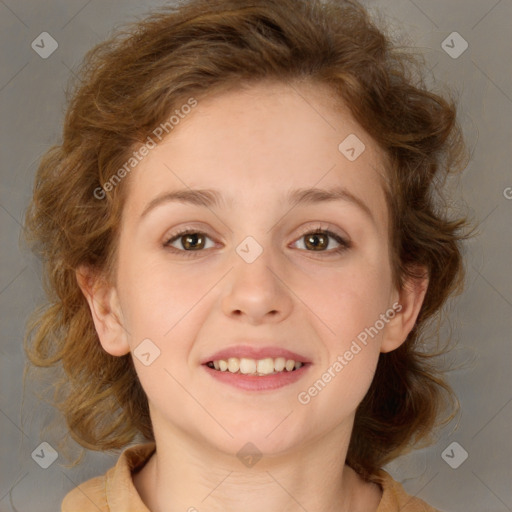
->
[216, 415, 307, 456]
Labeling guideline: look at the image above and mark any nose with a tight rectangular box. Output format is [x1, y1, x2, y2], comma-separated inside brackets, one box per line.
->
[221, 244, 293, 325]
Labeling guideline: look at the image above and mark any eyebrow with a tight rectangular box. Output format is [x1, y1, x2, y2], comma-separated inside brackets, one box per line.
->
[140, 186, 374, 223]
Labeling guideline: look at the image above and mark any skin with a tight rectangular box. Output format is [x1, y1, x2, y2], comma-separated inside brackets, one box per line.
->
[78, 80, 428, 512]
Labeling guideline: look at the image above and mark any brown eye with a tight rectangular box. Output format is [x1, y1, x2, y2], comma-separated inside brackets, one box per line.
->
[181, 233, 205, 250]
[304, 232, 329, 251]
[294, 229, 349, 254]
[164, 230, 214, 252]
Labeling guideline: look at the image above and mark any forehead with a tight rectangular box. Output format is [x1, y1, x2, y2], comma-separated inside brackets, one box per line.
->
[123, 81, 389, 230]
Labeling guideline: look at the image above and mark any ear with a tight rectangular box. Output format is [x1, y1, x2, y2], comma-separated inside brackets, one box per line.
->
[380, 267, 429, 353]
[75, 265, 131, 357]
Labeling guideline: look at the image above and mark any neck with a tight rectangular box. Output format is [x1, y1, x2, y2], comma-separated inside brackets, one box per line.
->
[133, 421, 381, 512]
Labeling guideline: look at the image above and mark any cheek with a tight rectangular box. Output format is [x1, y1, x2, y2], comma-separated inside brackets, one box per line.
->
[308, 348, 380, 422]
[308, 260, 393, 339]
[298, 260, 393, 413]
[117, 255, 210, 340]
[116, 257, 213, 400]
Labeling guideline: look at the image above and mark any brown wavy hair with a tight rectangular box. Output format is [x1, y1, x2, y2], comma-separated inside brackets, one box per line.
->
[23, 0, 471, 480]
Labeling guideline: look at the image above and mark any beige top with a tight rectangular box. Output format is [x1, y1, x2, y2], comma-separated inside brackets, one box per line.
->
[61, 442, 441, 511]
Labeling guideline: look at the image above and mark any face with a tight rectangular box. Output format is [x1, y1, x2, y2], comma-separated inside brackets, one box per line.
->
[83, 81, 424, 458]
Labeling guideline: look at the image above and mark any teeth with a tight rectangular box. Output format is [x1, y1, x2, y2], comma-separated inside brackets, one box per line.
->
[274, 357, 286, 372]
[285, 359, 295, 371]
[208, 356, 305, 376]
[239, 358, 256, 374]
[228, 357, 240, 373]
[257, 358, 274, 374]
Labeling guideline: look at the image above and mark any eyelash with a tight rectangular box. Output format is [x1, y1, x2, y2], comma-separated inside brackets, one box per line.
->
[163, 225, 351, 259]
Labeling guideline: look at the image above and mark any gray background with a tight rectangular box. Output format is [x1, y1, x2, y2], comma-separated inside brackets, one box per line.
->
[1, 0, 511, 511]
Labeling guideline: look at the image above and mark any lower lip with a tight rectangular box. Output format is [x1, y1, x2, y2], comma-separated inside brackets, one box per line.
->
[203, 364, 311, 391]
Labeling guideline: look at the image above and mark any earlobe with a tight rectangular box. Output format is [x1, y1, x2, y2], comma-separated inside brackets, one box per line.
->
[76, 266, 131, 357]
[380, 270, 429, 353]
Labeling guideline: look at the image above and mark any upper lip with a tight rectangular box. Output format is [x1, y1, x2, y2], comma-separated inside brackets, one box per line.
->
[201, 344, 311, 365]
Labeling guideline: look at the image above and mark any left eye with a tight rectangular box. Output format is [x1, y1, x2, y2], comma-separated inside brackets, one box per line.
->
[292, 229, 349, 253]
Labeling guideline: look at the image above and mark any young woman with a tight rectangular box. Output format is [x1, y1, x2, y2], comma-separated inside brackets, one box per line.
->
[24, 0, 470, 510]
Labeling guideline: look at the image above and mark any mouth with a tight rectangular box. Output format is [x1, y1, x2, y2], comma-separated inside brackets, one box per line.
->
[201, 345, 311, 390]
[202, 350, 311, 391]
[205, 356, 306, 376]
